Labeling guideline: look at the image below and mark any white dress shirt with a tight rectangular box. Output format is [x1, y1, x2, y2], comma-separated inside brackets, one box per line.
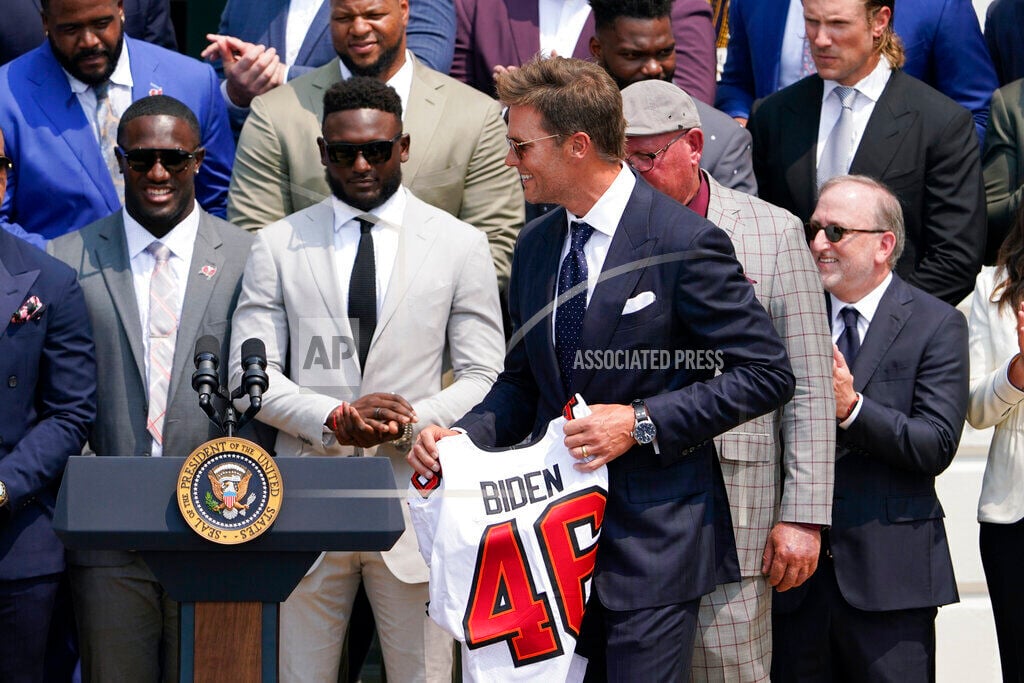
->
[830, 271, 893, 427]
[537, 0, 591, 58]
[778, 0, 810, 89]
[123, 203, 201, 456]
[285, 0, 323, 69]
[330, 186, 406, 318]
[64, 40, 133, 144]
[815, 56, 892, 168]
[552, 162, 636, 336]
[338, 51, 415, 121]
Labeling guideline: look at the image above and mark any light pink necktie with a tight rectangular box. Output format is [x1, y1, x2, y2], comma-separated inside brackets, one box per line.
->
[146, 242, 179, 446]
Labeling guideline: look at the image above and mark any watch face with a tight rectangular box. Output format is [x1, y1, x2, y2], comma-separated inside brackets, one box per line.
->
[634, 421, 657, 444]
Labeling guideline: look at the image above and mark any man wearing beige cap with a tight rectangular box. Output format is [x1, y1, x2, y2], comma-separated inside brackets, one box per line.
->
[622, 78, 835, 682]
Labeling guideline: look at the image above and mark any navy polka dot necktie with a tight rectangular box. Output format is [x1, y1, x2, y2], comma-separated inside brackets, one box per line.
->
[556, 221, 595, 394]
[837, 305, 861, 367]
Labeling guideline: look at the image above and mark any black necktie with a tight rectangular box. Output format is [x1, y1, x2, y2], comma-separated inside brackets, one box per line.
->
[837, 306, 860, 367]
[555, 221, 595, 394]
[349, 218, 376, 371]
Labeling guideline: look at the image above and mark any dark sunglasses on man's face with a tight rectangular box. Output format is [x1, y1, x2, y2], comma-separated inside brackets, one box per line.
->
[804, 222, 888, 243]
[322, 134, 404, 166]
[116, 147, 201, 173]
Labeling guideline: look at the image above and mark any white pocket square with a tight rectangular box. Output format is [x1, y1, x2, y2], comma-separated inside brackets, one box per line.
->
[622, 291, 656, 315]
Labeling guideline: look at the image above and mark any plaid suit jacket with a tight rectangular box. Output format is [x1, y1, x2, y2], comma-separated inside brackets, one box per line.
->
[708, 175, 835, 576]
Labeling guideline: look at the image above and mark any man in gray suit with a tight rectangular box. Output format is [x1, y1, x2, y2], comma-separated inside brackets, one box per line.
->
[621, 79, 835, 681]
[49, 95, 260, 683]
[229, 77, 505, 682]
[589, 0, 758, 195]
[227, 0, 523, 290]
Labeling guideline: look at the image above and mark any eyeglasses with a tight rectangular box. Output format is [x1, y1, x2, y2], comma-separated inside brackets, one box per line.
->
[626, 130, 689, 172]
[0, 156, 12, 173]
[116, 147, 201, 173]
[322, 134, 404, 166]
[804, 222, 888, 243]
[505, 133, 561, 160]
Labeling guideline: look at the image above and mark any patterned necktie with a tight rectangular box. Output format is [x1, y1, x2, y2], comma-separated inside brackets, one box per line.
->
[349, 218, 377, 372]
[817, 86, 858, 190]
[801, 35, 816, 76]
[555, 221, 595, 394]
[146, 242, 179, 447]
[837, 306, 861, 368]
[94, 81, 124, 201]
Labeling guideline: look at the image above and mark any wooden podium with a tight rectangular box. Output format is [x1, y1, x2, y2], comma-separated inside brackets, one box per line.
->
[53, 456, 404, 682]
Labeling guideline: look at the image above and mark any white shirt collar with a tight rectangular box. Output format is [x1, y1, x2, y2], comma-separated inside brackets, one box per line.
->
[822, 55, 891, 105]
[338, 50, 415, 120]
[64, 39, 133, 95]
[330, 184, 408, 233]
[123, 201, 201, 261]
[566, 163, 637, 240]
[830, 270, 893, 328]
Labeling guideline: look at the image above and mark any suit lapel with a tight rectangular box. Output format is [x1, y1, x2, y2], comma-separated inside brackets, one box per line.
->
[572, 182, 657, 396]
[267, 0, 289, 58]
[94, 215, 148, 386]
[167, 213, 224, 406]
[298, 202, 354, 342]
[851, 276, 911, 392]
[28, 49, 118, 212]
[301, 59, 341, 120]
[850, 72, 915, 179]
[0, 249, 40, 338]
[404, 60, 445, 183]
[506, 1, 542, 66]
[375, 201, 436, 341]
[782, 78, 823, 220]
[705, 179, 741, 241]
[296, 1, 330, 65]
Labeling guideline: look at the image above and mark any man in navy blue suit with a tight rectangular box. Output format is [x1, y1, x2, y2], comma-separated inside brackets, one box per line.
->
[0, 0, 234, 248]
[408, 56, 795, 681]
[772, 175, 967, 681]
[0, 125, 96, 683]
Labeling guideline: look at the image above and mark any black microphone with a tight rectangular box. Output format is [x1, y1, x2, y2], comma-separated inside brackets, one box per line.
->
[240, 338, 269, 411]
[191, 335, 220, 408]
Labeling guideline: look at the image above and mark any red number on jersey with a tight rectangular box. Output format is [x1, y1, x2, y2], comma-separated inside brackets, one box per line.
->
[463, 520, 563, 665]
[535, 487, 606, 636]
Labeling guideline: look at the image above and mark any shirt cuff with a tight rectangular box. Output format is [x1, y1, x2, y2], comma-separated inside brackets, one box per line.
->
[838, 392, 863, 429]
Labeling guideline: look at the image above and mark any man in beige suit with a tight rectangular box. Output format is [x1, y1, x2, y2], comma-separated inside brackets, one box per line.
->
[229, 77, 505, 682]
[227, 0, 523, 289]
[621, 80, 835, 682]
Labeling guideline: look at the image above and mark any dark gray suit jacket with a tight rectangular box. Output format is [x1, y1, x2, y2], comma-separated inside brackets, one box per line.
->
[49, 209, 269, 566]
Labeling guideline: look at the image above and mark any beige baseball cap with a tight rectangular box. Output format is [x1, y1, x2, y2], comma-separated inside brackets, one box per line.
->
[621, 80, 702, 135]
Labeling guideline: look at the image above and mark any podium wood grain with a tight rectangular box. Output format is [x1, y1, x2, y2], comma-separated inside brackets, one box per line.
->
[195, 602, 264, 682]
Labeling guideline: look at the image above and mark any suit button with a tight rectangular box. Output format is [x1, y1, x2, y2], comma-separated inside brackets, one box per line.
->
[7, 375, 16, 388]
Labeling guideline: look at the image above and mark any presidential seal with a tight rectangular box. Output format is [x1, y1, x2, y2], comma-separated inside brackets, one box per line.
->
[177, 437, 282, 545]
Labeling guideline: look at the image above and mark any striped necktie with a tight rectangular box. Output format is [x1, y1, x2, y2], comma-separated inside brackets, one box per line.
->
[146, 241, 179, 448]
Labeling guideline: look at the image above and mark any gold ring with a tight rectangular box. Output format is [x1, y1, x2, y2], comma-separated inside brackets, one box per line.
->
[581, 445, 589, 459]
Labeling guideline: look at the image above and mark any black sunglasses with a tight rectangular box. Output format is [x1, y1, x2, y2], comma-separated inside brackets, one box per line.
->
[322, 134, 404, 166]
[805, 222, 888, 243]
[116, 147, 201, 173]
[0, 156, 12, 172]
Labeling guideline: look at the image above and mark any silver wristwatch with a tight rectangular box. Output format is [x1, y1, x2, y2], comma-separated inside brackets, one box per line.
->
[631, 400, 657, 445]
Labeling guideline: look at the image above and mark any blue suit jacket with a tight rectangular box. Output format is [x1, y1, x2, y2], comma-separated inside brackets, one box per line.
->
[0, 37, 235, 248]
[0, 0, 176, 66]
[985, 0, 1024, 86]
[717, 0, 997, 141]
[776, 275, 965, 614]
[456, 175, 795, 610]
[0, 229, 95, 581]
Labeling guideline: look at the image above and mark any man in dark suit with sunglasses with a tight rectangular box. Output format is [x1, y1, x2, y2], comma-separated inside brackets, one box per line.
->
[772, 174, 968, 682]
[49, 95, 260, 682]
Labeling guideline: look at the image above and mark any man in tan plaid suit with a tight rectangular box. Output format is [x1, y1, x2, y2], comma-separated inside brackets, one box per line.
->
[622, 80, 835, 682]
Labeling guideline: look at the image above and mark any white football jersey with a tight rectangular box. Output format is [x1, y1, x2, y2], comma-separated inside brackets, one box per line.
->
[408, 396, 608, 682]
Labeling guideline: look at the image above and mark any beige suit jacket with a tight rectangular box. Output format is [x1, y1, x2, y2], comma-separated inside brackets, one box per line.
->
[227, 55, 524, 289]
[708, 176, 835, 576]
[229, 191, 505, 583]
